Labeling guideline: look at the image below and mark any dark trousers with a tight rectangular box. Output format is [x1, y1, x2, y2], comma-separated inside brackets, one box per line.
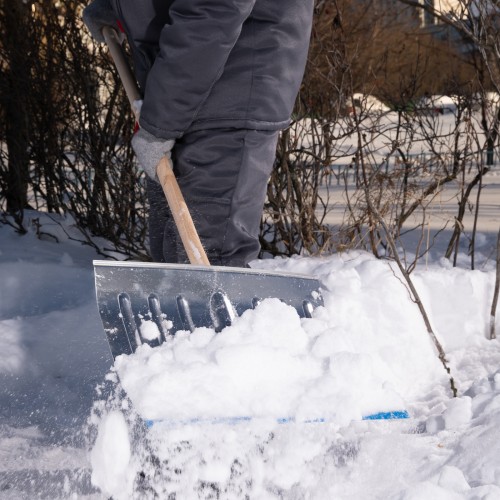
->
[147, 128, 279, 267]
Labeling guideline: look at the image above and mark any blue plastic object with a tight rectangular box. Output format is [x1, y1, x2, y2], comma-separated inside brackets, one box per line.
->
[144, 410, 410, 428]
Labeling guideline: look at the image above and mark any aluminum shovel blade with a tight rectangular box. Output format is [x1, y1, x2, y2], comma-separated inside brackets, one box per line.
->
[93, 260, 323, 360]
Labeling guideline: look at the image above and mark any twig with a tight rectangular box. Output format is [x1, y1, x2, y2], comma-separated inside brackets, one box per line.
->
[470, 163, 485, 270]
[490, 228, 500, 340]
[363, 188, 458, 397]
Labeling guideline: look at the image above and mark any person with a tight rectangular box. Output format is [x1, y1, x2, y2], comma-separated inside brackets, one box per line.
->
[83, 0, 314, 267]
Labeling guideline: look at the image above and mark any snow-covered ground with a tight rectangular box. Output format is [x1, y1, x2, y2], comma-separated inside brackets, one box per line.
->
[1, 206, 500, 499]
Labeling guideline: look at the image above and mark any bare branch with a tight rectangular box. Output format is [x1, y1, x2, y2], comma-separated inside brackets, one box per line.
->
[490, 228, 500, 340]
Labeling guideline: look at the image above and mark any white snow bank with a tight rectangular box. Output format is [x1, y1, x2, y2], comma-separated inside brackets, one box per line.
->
[110, 252, 499, 430]
[91, 250, 500, 497]
[2, 209, 500, 499]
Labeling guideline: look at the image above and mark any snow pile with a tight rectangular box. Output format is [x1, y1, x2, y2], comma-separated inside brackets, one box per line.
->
[114, 296, 405, 426]
[90, 411, 133, 495]
[112, 253, 451, 427]
[90, 251, 500, 498]
[397, 371, 500, 500]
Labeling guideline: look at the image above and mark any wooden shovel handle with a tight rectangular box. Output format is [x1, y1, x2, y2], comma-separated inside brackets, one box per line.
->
[102, 26, 210, 266]
[156, 157, 210, 266]
[102, 27, 141, 116]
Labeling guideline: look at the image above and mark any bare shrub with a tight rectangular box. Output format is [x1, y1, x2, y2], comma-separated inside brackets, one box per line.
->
[0, 0, 149, 258]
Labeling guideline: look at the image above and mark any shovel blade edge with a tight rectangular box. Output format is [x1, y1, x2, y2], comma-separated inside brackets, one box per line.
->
[93, 261, 323, 360]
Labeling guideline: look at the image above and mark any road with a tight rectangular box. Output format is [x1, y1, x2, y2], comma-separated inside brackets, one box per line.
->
[322, 170, 500, 234]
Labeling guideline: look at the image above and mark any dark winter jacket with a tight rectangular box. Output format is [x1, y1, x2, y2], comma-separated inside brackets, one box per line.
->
[110, 0, 314, 139]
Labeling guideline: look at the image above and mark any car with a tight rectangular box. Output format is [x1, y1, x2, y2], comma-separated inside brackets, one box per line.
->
[416, 95, 458, 115]
[347, 93, 391, 115]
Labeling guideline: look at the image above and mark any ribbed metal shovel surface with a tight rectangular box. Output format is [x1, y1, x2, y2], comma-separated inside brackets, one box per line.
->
[94, 260, 323, 360]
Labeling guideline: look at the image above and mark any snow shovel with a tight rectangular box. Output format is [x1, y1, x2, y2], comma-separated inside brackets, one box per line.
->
[94, 27, 323, 360]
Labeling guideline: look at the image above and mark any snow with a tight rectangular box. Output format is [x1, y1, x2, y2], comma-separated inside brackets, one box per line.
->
[1, 211, 500, 499]
[90, 411, 132, 495]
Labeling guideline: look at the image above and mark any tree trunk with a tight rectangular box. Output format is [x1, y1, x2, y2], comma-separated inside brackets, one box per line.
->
[3, 0, 31, 220]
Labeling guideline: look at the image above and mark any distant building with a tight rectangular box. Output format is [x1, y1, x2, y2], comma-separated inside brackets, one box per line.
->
[417, 0, 476, 55]
[419, 0, 464, 28]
